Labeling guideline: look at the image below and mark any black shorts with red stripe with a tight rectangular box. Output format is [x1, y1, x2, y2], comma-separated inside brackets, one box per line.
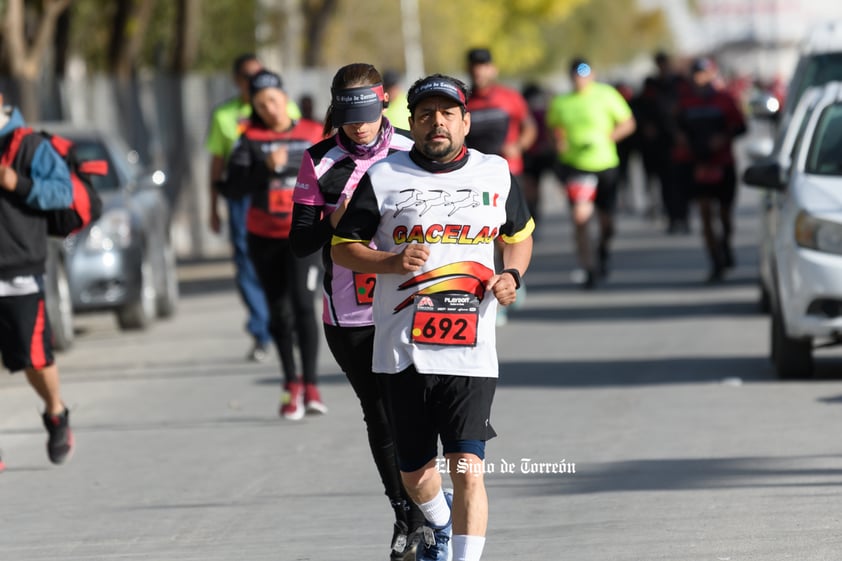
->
[0, 288, 54, 373]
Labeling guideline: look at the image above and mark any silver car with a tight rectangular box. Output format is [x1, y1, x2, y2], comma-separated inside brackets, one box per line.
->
[43, 124, 179, 349]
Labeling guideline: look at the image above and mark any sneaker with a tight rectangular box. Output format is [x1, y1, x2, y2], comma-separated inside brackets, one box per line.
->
[280, 382, 305, 420]
[597, 245, 610, 278]
[722, 241, 735, 269]
[416, 489, 452, 561]
[390, 520, 411, 561]
[582, 270, 597, 290]
[303, 383, 328, 415]
[42, 408, 74, 465]
[247, 340, 269, 363]
[0, 451, 5, 473]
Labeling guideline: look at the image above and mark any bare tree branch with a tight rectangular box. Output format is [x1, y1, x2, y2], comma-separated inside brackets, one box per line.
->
[109, 0, 157, 78]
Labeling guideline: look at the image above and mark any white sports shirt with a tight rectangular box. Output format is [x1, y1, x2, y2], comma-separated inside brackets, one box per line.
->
[333, 148, 534, 378]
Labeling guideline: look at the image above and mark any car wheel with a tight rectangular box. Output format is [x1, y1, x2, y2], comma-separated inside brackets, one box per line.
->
[117, 255, 157, 330]
[156, 240, 179, 318]
[771, 309, 813, 379]
[47, 256, 74, 351]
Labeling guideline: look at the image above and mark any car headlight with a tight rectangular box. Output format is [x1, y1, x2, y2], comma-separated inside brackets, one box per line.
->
[795, 210, 842, 254]
[85, 209, 132, 251]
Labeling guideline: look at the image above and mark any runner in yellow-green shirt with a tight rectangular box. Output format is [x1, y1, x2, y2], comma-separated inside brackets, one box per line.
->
[546, 57, 636, 289]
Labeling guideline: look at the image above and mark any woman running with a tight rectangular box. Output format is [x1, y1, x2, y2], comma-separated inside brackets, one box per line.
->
[290, 63, 425, 560]
[221, 69, 326, 420]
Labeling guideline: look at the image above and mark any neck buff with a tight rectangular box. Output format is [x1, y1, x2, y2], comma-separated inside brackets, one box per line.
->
[409, 144, 469, 173]
[337, 116, 395, 159]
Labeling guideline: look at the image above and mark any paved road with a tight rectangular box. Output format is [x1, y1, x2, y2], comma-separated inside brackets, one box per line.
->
[3, 180, 842, 560]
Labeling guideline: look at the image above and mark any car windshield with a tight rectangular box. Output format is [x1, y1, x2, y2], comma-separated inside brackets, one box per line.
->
[71, 139, 125, 193]
[805, 103, 842, 175]
[789, 53, 842, 113]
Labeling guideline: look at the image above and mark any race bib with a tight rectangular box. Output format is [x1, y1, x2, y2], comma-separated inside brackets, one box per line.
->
[268, 180, 294, 215]
[353, 272, 376, 305]
[411, 293, 479, 347]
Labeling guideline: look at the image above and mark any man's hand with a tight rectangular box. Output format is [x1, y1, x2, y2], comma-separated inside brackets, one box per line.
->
[394, 243, 429, 273]
[487, 271, 519, 306]
[209, 206, 222, 233]
[265, 145, 289, 171]
[0, 165, 18, 192]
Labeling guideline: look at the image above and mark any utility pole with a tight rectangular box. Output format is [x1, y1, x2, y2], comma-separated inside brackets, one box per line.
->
[400, 0, 425, 81]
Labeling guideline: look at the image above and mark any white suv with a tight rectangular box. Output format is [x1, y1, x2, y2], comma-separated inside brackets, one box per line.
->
[744, 81, 842, 378]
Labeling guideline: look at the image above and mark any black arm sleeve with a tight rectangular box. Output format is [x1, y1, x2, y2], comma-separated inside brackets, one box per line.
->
[219, 138, 268, 199]
[290, 203, 335, 257]
[500, 173, 533, 239]
[333, 174, 381, 242]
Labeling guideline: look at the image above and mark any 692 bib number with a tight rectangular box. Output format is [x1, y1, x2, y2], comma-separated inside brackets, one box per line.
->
[411, 293, 479, 347]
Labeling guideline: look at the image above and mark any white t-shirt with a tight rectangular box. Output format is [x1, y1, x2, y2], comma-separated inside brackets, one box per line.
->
[333, 148, 533, 378]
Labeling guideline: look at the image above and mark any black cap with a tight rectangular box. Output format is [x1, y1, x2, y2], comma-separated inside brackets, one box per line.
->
[249, 69, 283, 96]
[691, 57, 713, 74]
[382, 70, 401, 90]
[407, 74, 468, 112]
[467, 48, 493, 65]
[654, 50, 670, 65]
[331, 83, 386, 125]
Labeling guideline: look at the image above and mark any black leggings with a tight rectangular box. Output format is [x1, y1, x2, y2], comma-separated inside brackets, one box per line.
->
[324, 323, 424, 529]
[248, 234, 320, 385]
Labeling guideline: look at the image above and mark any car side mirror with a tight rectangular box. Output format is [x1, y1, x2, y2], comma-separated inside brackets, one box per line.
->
[743, 159, 785, 191]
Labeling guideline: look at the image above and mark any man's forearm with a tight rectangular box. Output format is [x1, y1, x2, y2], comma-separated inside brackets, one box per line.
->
[331, 241, 400, 274]
[501, 236, 533, 278]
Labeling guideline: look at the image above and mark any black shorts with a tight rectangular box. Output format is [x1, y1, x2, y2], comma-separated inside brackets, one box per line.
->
[0, 288, 54, 373]
[554, 164, 620, 213]
[522, 151, 557, 181]
[381, 365, 497, 472]
[678, 163, 737, 205]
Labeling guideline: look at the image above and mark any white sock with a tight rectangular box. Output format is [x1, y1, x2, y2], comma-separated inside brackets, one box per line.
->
[452, 535, 486, 561]
[417, 488, 451, 528]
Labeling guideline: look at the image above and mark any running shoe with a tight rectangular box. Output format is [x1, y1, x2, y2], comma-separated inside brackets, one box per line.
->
[582, 270, 597, 290]
[280, 382, 305, 420]
[416, 489, 452, 561]
[247, 340, 269, 363]
[390, 520, 411, 560]
[597, 245, 610, 278]
[303, 383, 328, 415]
[722, 240, 736, 269]
[42, 408, 74, 465]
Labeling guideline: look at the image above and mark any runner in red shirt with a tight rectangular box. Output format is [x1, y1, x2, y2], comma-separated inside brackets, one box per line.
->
[220, 69, 327, 419]
[673, 58, 747, 282]
[465, 48, 537, 196]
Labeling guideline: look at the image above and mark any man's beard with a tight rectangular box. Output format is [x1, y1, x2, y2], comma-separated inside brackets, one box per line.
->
[419, 129, 456, 161]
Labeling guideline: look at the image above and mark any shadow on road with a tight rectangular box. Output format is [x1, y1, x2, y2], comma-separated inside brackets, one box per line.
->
[498, 357, 773, 387]
[510, 298, 761, 322]
[490, 454, 842, 495]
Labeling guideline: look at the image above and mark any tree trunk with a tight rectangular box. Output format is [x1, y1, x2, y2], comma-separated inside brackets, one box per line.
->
[171, 0, 200, 73]
[108, 0, 157, 79]
[302, 0, 339, 68]
[1, 0, 71, 121]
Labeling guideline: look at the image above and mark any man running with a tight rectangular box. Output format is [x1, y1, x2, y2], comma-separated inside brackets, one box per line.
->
[332, 73, 534, 561]
[546, 57, 636, 288]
